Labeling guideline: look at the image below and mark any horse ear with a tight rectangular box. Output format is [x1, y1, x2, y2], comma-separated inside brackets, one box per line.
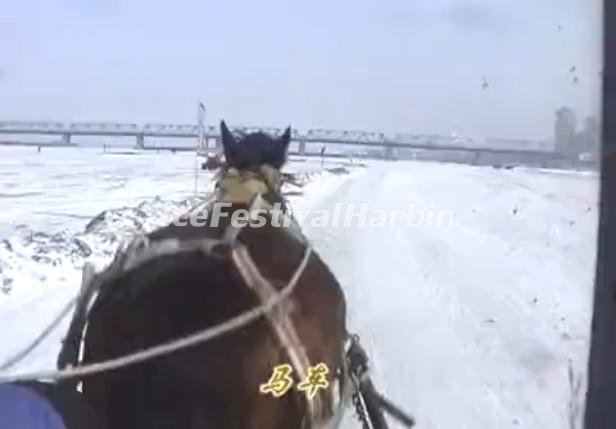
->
[220, 121, 237, 160]
[279, 126, 291, 150]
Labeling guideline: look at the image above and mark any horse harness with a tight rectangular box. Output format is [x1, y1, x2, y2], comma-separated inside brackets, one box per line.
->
[54, 165, 353, 429]
[219, 167, 415, 429]
[4, 165, 414, 429]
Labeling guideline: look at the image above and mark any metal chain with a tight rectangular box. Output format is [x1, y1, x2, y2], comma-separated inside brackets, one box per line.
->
[347, 334, 373, 429]
[346, 334, 415, 429]
[352, 388, 371, 429]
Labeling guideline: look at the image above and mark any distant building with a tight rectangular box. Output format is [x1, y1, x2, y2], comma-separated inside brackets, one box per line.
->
[577, 116, 600, 155]
[555, 107, 577, 158]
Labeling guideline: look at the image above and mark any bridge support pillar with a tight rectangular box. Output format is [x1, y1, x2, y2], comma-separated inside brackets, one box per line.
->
[472, 151, 481, 165]
[62, 133, 71, 145]
[136, 134, 145, 149]
[298, 140, 307, 156]
[384, 145, 394, 160]
[214, 136, 222, 153]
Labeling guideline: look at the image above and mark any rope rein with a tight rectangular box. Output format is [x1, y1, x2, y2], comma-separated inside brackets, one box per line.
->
[0, 240, 312, 384]
[0, 168, 342, 429]
[0, 297, 78, 372]
[0, 168, 301, 383]
[0, 166, 416, 428]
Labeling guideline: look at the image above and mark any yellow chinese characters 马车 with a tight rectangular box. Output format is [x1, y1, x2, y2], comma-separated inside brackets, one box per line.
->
[259, 362, 330, 399]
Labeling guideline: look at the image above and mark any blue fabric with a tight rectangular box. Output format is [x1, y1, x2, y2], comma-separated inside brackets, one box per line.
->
[0, 384, 66, 429]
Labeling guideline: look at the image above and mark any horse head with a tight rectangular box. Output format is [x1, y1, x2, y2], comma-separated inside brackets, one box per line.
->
[217, 121, 292, 204]
[221, 120, 291, 171]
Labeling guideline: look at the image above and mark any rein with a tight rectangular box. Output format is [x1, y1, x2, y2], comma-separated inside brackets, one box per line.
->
[0, 235, 312, 384]
[0, 166, 415, 429]
[0, 170, 333, 429]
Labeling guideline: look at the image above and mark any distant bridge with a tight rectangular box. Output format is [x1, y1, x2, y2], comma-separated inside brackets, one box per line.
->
[0, 120, 562, 164]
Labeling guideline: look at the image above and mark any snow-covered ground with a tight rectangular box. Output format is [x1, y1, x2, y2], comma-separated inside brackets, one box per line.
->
[0, 146, 598, 429]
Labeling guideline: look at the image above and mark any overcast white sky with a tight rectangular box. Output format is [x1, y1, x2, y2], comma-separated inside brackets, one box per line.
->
[0, 0, 603, 140]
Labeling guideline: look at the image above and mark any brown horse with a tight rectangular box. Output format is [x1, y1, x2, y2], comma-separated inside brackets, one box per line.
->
[74, 122, 351, 429]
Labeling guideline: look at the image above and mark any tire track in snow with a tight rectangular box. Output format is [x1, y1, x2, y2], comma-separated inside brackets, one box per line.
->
[299, 161, 596, 429]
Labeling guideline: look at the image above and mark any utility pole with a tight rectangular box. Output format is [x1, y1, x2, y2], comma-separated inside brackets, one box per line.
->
[197, 101, 206, 155]
[194, 101, 206, 197]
